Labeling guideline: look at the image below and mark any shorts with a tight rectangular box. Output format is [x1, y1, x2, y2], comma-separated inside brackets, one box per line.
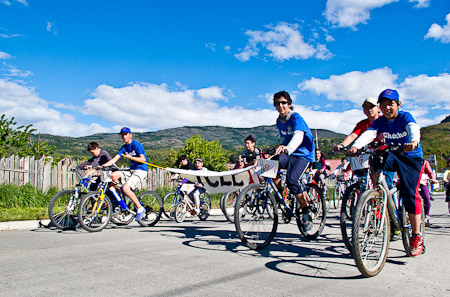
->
[384, 152, 424, 215]
[277, 154, 310, 195]
[119, 169, 147, 190]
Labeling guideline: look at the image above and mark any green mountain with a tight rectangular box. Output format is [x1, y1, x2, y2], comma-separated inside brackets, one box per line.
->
[420, 120, 450, 171]
[31, 125, 345, 164]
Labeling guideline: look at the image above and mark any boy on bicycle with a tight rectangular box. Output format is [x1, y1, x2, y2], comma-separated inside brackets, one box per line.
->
[101, 127, 148, 221]
[242, 135, 261, 167]
[77, 142, 115, 190]
[272, 91, 316, 231]
[347, 89, 425, 257]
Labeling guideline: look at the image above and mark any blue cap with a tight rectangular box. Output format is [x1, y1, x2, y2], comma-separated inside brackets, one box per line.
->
[378, 89, 399, 103]
[119, 127, 131, 134]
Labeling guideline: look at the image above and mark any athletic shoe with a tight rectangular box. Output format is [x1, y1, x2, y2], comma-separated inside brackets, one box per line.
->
[302, 211, 313, 232]
[135, 207, 145, 221]
[425, 219, 432, 227]
[409, 234, 424, 257]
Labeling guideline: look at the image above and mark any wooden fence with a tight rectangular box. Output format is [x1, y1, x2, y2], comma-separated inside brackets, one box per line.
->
[0, 155, 172, 192]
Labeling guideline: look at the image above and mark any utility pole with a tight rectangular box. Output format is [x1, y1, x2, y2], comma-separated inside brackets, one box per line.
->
[315, 129, 319, 149]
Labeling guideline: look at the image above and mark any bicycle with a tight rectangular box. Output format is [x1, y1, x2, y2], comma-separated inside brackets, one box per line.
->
[351, 144, 425, 277]
[48, 168, 97, 230]
[234, 158, 326, 250]
[162, 177, 211, 220]
[77, 167, 163, 232]
[173, 182, 210, 223]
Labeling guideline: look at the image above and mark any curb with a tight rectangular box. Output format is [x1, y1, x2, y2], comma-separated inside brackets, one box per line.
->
[0, 209, 225, 232]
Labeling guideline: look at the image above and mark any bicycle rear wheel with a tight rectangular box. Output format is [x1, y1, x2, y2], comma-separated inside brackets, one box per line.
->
[296, 183, 326, 240]
[198, 200, 210, 221]
[222, 190, 238, 223]
[401, 202, 425, 256]
[234, 183, 278, 250]
[340, 183, 360, 253]
[48, 189, 79, 230]
[136, 191, 163, 227]
[352, 189, 390, 277]
[78, 191, 112, 232]
[162, 191, 178, 220]
[110, 196, 134, 225]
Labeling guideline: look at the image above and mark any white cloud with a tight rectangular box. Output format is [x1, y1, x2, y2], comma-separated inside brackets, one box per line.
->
[409, 0, 430, 8]
[0, 79, 109, 136]
[205, 43, 216, 52]
[196, 86, 225, 100]
[0, 33, 23, 38]
[298, 67, 398, 104]
[46, 21, 58, 36]
[2, 63, 32, 78]
[324, 0, 399, 29]
[0, 51, 11, 59]
[399, 73, 450, 109]
[425, 13, 450, 44]
[235, 22, 333, 62]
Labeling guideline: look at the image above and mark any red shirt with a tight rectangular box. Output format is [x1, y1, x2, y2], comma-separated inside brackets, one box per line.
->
[352, 118, 372, 136]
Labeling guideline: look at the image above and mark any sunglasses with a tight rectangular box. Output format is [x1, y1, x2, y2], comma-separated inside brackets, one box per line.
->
[275, 100, 289, 106]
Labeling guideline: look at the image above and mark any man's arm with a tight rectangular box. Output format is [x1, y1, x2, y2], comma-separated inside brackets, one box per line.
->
[101, 154, 121, 167]
[347, 129, 377, 155]
[335, 133, 358, 150]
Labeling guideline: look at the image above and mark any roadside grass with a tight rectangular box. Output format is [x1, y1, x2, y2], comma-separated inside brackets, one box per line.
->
[0, 184, 223, 222]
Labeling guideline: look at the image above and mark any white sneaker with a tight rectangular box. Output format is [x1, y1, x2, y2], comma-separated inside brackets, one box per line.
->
[135, 207, 145, 221]
[195, 208, 200, 215]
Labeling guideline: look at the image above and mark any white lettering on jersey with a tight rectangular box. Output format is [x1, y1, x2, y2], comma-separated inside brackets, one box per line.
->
[382, 131, 408, 139]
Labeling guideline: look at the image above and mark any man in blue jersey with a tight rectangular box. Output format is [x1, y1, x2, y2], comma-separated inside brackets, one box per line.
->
[272, 91, 316, 230]
[101, 127, 148, 221]
[347, 89, 425, 257]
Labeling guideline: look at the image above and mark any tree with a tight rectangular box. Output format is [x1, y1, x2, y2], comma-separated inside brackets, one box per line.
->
[175, 134, 228, 171]
[0, 114, 55, 158]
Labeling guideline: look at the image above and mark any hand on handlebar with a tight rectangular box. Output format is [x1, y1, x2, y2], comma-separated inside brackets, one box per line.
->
[275, 145, 287, 155]
[334, 144, 344, 151]
[403, 141, 418, 152]
[346, 147, 358, 156]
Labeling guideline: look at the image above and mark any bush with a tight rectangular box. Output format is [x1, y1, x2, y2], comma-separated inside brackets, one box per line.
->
[0, 183, 58, 208]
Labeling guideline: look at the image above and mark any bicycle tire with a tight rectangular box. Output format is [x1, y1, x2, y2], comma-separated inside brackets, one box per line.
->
[110, 196, 134, 226]
[333, 183, 342, 209]
[48, 189, 79, 230]
[296, 183, 326, 240]
[78, 191, 112, 232]
[200, 191, 211, 207]
[198, 200, 210, 221]
[162, 191, 178, 219]
[339, 183, 360, 253]
[222, 190, 238, 223]
[219, 193, 227, 216]
[352, 189, 390, 277]
[234, 183, 278, 250]
[401, 202, 425, 256]
[323, 185, 331, 213]
[174, 201, 186, 223]
[136, 191, 163, 227]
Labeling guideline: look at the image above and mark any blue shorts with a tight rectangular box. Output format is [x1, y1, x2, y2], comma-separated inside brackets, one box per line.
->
[384, 152, 424, 214]
[278, 154, 310, 195]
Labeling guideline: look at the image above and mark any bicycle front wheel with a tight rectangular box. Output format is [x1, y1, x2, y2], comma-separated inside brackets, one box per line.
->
[78, 191, 112, 232]
[296, 183, 326, 240]
[174, 201, 187, 223]
[162, 191, 178, 220]
[352, 189, 390, 277]
[48, 189, 79, 230]
[340, 183, 361, 253]
[234, 183, 278, 250]
[333, 183, 342, 209]
[136, 191, 163, 227]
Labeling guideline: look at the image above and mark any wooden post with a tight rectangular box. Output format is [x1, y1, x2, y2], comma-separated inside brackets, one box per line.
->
[43, 157, 52, 193]
[23, 156, 30, 185]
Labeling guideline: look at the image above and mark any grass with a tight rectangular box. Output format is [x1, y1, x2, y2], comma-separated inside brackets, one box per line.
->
[0, 183, 224, 222]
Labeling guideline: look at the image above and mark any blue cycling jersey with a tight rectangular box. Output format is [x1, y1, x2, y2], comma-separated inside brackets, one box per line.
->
[117, 140, 148, 171]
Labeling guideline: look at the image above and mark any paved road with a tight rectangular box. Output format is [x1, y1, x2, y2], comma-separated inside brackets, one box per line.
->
[1, 193, 449, 297]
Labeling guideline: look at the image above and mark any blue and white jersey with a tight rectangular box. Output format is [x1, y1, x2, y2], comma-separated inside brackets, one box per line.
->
[117, 140, 148, 171]
[276, 111, 315, 162]
[369, 110, 423, 158]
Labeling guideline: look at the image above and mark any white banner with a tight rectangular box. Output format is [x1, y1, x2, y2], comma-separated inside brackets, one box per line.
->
[166, 166, 261, 194]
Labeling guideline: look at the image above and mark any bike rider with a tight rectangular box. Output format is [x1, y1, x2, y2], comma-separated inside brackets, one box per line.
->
[187, 157, 208, 214]
[347, 89, 425, 257]
[101, 127, 148, 221]
[77, 142, 116, 189]
[272, 91, 316, 231]
[242, 135, 261, 167]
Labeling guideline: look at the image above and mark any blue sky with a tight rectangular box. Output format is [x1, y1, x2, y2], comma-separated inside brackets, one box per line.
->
[0, 0, 449, 137]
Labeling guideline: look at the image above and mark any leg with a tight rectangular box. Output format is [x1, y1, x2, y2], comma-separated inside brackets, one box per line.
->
[122, 183, 142, 210]
[419, 184, 431, 219]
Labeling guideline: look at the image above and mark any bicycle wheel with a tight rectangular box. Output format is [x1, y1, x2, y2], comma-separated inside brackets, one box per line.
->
[401, 202, 425, 256]
[333, 183, 342, 209]
[174, 201, 187, 223]
[78, 191, 112, 232]
[323, 186, 331, 213]
[48, 189, 79, 230]
[198, 200, 210, 221]
[340, 183, 361, 253]
[162, 191, 178, 219]
[234, 183, 278, 250]
[296, 183, 326, 240]
[352, 189, 390, 277]
[110, 196, 134, 225]
[200, 191, 211, 207]
[136, 191, 163, 227]
[222, 190, 238, 223]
